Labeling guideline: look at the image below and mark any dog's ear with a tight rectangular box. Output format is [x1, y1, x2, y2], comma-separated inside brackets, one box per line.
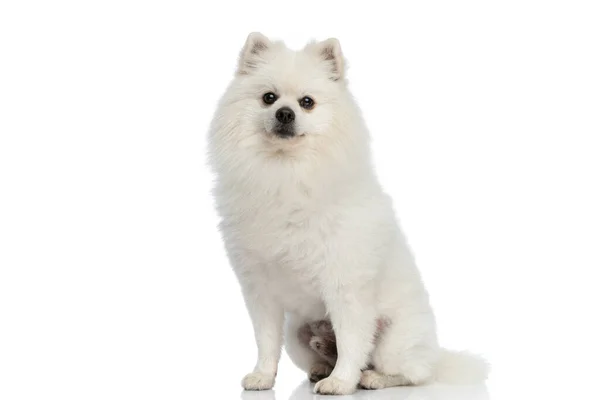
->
[237, 32, 271, 75]
[311, 38, 345, 81]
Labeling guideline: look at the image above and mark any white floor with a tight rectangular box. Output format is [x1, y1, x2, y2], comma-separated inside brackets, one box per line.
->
[241, 380, 489, 400]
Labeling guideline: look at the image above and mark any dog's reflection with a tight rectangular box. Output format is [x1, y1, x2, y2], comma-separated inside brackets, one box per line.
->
[240, 388, 277, 400]
[241, 380, 490, 400]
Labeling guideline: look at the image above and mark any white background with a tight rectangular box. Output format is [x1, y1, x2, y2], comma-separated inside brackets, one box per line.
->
[1, 1, 599, 399]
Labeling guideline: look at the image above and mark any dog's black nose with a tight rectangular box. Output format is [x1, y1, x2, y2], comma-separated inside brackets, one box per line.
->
[276, 107, 295, 124]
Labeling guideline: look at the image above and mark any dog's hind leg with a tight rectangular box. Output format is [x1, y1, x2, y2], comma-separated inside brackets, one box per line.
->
[370, 312, 438, 387]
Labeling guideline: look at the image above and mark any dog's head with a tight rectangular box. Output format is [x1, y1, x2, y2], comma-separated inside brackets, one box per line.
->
[234, 32, 345, 142]
[209, 33, 370, 185]
[211, 33, 358, 154]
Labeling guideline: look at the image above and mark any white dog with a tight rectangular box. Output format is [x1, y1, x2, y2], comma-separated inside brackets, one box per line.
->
[208, 33, 488, 395]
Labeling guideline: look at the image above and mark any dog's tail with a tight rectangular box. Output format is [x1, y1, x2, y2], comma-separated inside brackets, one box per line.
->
[434, 349, 490, 384]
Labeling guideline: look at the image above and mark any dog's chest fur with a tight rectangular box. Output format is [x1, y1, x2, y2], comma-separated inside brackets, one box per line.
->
[217, 176, 341, 317]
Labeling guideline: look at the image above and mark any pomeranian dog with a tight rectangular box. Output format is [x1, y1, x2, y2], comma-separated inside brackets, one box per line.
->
[208, 33, 488, 395]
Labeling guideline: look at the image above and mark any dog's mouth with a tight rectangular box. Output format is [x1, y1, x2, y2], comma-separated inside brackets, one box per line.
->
[273, 124, 296, 139]
[268, 126, 306, 140]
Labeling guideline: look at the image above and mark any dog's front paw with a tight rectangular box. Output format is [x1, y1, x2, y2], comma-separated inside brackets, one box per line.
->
[313, 376, 357, 395]
[242, 372, 275, 390]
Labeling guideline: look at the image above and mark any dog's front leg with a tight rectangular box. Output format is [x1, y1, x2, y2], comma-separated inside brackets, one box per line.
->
[240, 282, 284, 390]
[314, 275, 377, 395]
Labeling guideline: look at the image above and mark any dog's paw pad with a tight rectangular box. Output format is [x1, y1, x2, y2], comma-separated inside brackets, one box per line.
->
[242, 372, 275, 390]
[314, 376, 356, 395]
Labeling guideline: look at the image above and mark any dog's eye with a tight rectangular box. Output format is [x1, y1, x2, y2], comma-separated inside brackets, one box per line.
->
[299, 96, 315, 110]
[262, 92, 278, 105]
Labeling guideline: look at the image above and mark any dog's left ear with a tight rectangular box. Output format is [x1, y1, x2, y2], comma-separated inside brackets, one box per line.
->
[310, 38, 345, 81]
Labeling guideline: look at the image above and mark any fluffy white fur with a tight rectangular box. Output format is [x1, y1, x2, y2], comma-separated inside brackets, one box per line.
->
[208, 32, 488, 395]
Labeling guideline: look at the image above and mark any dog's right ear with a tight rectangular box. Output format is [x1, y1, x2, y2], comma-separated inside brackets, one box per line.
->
[304, 38, 345, 81]
[237, 32, 271, 75]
